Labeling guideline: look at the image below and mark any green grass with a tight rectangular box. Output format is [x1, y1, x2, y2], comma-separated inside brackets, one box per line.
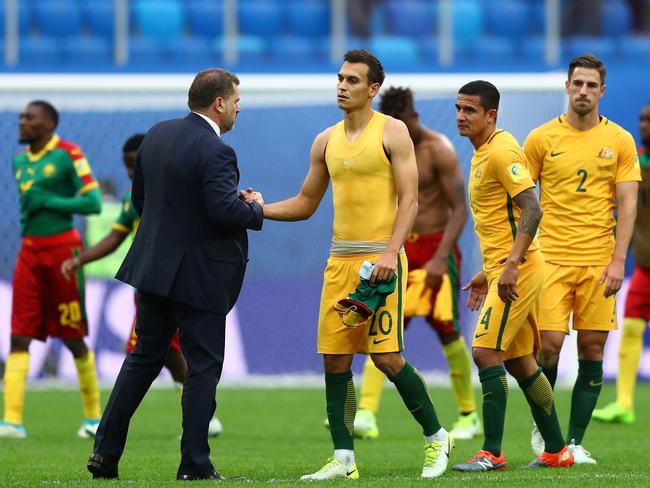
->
[0, 384, 648, 486]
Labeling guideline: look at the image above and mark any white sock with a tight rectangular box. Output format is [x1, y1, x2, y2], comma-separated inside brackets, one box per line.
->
[334, 449, 355, 466]
[424, 427, 447, 444]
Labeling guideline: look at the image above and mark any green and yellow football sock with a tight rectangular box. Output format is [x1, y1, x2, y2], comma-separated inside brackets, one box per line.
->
[479, 365, 508, 457]
[325, 372, 356, 450]
[3, 352, 29, 424]
[388, 362, 441, 436]
[74, 350, 101, 420]
[541, 363, 558, 390]
[568, 359, 602, 445]
[442, 337, 476, 414]
[519, 368, 565, 453]
[617, 318, 645, 410]
[358, 356, 386, 413]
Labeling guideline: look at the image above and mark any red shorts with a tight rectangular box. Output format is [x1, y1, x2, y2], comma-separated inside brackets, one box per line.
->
[625, 266, 650, 320]
[11, 229, 87, 342]
[404, 232, 461, 334]
[124, 294, 182, 354]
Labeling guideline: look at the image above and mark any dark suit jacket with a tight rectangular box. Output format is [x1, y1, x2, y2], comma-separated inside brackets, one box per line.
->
[116, 113, 263, 314]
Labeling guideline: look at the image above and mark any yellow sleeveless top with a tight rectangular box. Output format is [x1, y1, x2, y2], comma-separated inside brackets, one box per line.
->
[325, 111, 397, 242]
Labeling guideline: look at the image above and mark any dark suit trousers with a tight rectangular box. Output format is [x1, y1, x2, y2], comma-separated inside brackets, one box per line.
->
[92, 290, 226, 477]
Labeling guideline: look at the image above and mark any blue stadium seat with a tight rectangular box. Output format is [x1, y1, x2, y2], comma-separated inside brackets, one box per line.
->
[166, 36, 212, 61]
[20, 36, 61, 64]
[459, 36, 515, 62]
[134, 0, 184, 40]
[420, 38, 439, 63]
[620, 36, 650, 61]
[62, 36, 112, 64]
[286, 0, 329, 37]
[453, 0, 483, 50]
[34, 0, 83, 37]
[185, 0, 223, 38]
[485, 0, 528, 39]
[601, 0, 631, 37]
[270, 36, 319, 61]
[521, 36, 545, 61]
[83, 0, 115, 39]
[528, 0, 546, 36]
[385, 0, 436, 38]
[564, 36, 617, 62]
[238, 0, 284, 38]
[129, 37, 166, 64]
[369, 35, 419, 65]
[214, 35, 267, 63]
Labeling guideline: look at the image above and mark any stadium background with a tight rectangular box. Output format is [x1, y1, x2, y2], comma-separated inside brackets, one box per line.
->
[0, 0, 648, 385]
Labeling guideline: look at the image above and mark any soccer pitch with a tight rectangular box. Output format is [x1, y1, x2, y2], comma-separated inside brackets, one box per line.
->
[0, 385, 648, 487]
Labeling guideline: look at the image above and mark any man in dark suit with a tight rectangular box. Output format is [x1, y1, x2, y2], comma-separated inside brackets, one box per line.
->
[87, 68, 264, 481]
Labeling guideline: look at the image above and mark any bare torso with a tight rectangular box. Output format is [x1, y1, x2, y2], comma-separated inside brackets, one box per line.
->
[411, 128, 452, 234]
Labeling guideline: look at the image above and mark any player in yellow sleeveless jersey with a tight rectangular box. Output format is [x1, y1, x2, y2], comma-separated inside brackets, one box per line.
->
[524, 55, 641, 464]
[258, 50, 452, 480]
[453, 81, 573, 472]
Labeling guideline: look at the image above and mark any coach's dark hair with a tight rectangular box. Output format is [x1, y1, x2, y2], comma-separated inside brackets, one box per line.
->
[343, 49, 385, 86]
[568, 54, 606, 85]
[458, 80, 500, 111]
[28, 100, 59, 129]
[379, 86, 415, 118]
[123, 134, 145, 153]
[188, 68, 240, 111]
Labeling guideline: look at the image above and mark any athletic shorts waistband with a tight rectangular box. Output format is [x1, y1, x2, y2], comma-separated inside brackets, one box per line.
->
[22, 228, 81, 249]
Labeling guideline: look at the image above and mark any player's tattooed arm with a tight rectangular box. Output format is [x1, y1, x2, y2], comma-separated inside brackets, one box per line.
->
[513, 187, 542, 238]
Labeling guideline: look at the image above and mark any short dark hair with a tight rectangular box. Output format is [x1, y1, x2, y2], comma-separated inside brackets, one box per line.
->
[188, 68, 240, 111]
[379, 86, 415, 118]
[122, 133, 145, 153]
[568, 54, 606, 85]
[28, 100, 59, 129]
[343, 49, 385, 86]
[458, 80, 500, 111]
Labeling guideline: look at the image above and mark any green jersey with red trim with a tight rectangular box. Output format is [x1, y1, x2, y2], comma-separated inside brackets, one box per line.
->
[112, 189, 140, 235]
[12, 135, 100, 236]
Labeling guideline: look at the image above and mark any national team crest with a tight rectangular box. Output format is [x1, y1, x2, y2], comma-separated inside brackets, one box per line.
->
[597, 148, 614, 159]
[42, 163, 56, 178]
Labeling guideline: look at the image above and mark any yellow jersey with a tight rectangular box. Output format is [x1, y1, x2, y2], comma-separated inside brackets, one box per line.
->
[524, 114, 641, 265]
[469, 129, 538, 275]
[325, 111, 397, 242]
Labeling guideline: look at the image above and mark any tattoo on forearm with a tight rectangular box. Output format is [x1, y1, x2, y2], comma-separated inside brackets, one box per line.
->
[513, 189, 542, 237]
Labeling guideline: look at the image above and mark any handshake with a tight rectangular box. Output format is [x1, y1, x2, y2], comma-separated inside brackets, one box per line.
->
[239, 187, 264, 208]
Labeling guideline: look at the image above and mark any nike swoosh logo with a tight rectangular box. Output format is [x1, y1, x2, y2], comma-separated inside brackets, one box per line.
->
[474, 332, 489, 339]
[373, 338, 389, 344]
[550, 151, 566, 157]
[346, 469, 357, 476]
[589, 380, 603, 387]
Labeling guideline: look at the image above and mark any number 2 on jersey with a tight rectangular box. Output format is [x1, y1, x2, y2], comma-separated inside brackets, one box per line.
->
[576, 169, 588, 193]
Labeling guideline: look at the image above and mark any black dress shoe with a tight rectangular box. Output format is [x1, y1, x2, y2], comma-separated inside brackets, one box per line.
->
[87, 452, 119, 480]
[177, 470, 224, 481]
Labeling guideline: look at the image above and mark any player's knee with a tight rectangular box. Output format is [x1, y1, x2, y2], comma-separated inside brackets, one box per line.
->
[63, 339, 89, 358]
[622, 318, 646, 338]
[9, 335, 31, 352]
[578, 342, 605, 361]
[370, 353, 404, 377]
[471, 347, 500, 370]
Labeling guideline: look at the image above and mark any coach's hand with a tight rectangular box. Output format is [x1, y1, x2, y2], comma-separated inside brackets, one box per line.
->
[239, 187, 264, 207]
[497, 261, 519, 303]
[61, 256, 82, 281]
[371, 251, 397, 284]
[600, 256, 624, 297]
[463, 271, 487, 311]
